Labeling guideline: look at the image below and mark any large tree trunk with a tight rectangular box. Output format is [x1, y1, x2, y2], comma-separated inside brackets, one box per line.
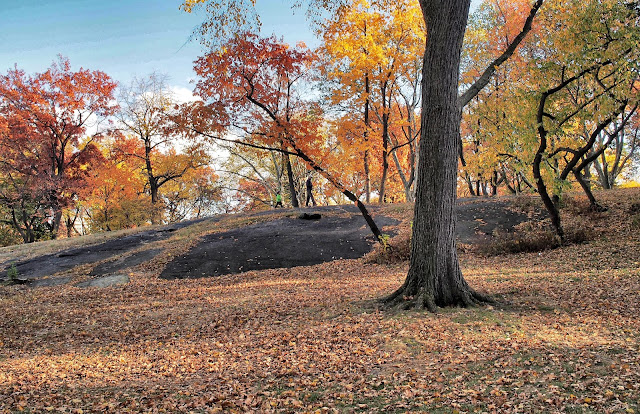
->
[385, 0, 487, 311]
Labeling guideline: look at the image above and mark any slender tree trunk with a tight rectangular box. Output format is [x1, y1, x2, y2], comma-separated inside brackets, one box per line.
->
[385, 0, 488, 311]
[284, 153, 299, 207]
[490, 170, 499, 196]
[146, 149, 159, 205]
[52, 209, 62, 239]
[11, 209, 30, 244]
[504, 169, 517, 194]
[379, 112, 390, 203]
[519, 172, 535, 190]
[464, 172, 476, 196]
[391, 148, 412, 202]
[533, 136, 565, 242]
[364, 73, 372, 203]
[364, 150, 371, 203]
[574, 170, 606, 211]
[143, 136, 162, 224]
[594, 156, 612, 189]
[65, 213, 77, 238]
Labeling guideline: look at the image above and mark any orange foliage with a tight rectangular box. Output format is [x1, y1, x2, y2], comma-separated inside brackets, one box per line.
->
[0, 56, 117, 239]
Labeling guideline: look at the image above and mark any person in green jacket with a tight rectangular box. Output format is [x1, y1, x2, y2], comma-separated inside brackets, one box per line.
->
[274, 191, 283, 208]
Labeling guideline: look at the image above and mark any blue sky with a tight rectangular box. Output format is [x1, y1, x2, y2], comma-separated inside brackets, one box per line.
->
[1, 0, 315, 91]
[2, 0, 482, 93]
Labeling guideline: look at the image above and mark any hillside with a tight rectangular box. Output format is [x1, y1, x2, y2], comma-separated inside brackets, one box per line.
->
[0, 200, 529, 286]
[0, 188, 639, 413]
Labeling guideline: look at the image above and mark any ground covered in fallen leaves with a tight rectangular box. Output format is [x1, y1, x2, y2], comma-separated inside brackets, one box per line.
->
[1, 189, 639, 413]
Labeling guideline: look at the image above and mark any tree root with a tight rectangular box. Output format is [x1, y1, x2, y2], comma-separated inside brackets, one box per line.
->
[380, 285, 497, 313]
[381, 284, 407, 305]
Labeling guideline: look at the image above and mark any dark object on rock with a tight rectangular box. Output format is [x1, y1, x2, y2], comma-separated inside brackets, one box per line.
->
[298, 213, 321, 220]
[630, 202, 640, 214]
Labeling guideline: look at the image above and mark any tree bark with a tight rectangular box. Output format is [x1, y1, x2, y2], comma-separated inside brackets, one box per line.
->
[145, 137, 160, 205]
[284, 153, 299, 207]
[573, 170, 605, 211]
[379, 111, 390, 203]
[533, 122, 565, 242]
[363, 149, 371, 203]
[364, 73, 371, 203]
[464, 172, 476, 196]
[385, 0, 488, 310]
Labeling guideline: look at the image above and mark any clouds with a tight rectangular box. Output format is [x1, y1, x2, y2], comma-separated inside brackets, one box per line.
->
[170, 85, 201, 104]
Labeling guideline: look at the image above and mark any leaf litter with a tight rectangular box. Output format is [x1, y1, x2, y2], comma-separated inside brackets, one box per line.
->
[0, 189, 639, 413]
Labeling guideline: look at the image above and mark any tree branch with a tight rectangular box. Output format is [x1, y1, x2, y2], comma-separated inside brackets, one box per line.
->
[458, 0, 544, 109]
[186, 125, 298, 156]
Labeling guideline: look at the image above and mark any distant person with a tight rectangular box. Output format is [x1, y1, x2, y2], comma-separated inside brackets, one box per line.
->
[274, 191, 283, 208]
[305, 175, 316, 207]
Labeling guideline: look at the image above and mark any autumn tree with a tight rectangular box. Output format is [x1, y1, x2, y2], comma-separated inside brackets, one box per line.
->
[320, 0, 380, 202]
[162, 164, 221, 221]
[0, 57, 117, 241]
[460, 0, 536, 196]
[189, 34, 316, 208]
[83, 137, 154, 231]
[179, 32, 384, 238]
[117, 73, 210, 222]
[591, 109, 640, 189]
[320, 0, 425, 203]
[182, 0, 542, 309]
[0, 173, 51, 243]
[461, 0, 640, 246]
[506, 0, 640, 238]
[372, 0, 542, 309]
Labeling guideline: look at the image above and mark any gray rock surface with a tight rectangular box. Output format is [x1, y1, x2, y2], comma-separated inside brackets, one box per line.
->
[75, 274, 130, 288]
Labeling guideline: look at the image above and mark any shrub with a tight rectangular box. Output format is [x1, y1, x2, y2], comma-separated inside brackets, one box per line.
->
[366, 226, 411, 264]
[6, 264, 18, 281]
[0, 224, 21, 247]
[481, 218, 594, 255]
[511, 195, 542, 213]
[560, 196, 591, 215]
